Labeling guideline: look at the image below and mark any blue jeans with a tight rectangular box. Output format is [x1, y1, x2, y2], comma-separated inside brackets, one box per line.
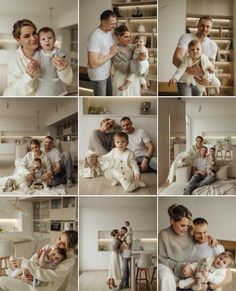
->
[136, 156, 157, 172]
[177, 82, 200, 96]
[120, 258, 130, 288]
[183, 173, 215, 195]
[91, 77, 112, 96]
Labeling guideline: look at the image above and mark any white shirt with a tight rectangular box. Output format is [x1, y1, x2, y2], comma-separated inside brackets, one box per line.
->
[193, 157, 208, 171]
[126, 128, 151, 157]
[42, 147, 61, 165]
[87, 27, 115, 81]
[122, 233, 132, 259]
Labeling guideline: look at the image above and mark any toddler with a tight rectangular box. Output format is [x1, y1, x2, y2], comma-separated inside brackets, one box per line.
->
[169, 39, 221, 96]
[119, 34, 149, 92]
[6, 246, 67, 287]
[29, 158, 49, 190]
[177, 251, 234, 290]
[100, 132, 146, 192]
[207, 147, 217, 176]
[35, 27, 73, 96]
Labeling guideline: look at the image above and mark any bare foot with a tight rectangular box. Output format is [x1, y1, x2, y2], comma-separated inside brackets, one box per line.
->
[215, 87, 220, 95]
[119, 80, 131, 91]
[141, 84, 148, 94]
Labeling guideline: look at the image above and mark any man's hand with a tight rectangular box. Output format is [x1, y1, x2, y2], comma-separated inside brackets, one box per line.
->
[26, 173, 33, 183]
[108, 45, 118, 58]
[41, 171, 53, 181]
[208, 235, 219, 247]
[168, 78, 177, 87]
[141, 158, 149, 172]
[134, 174, 141, 181]
[186, 64, 204, 76]
[194, 76, 210, 86]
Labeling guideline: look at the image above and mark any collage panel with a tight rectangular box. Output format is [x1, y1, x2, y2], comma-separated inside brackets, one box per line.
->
[159, 197, 236, 291]
[0, 98, 78, 195]
[79, 196, 157, 291]
[159, 0, 234, 97]
[79, 97, 157, 195]
[79, 0, 157, 96]
[159, 98, 236, 196]
[0, 196, 78, 290]
[0, 0, 78, 97]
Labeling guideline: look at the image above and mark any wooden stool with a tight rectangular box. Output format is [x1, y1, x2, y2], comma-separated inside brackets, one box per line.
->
[151, 259, 157, 284]
[136, 254, 153, 291]
[0, 240, 14, 276]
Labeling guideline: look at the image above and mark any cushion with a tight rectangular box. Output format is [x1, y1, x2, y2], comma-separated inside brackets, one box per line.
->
[228, 160, 236, 178]
[216, 165, 228, 181]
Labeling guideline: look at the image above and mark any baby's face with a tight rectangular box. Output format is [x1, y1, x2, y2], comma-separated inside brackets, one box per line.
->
[188, 43, 202, 59]
[39, 31, 55, 51]
[115, 136, 128, 152]
[48, 250, 63, 265]
[135, 37, 146, 48]
[213, 255, 231, 269]
[33, 161, 41, 170]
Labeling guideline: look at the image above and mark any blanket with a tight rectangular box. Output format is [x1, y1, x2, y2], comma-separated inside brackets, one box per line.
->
[193, 181, 236, 195]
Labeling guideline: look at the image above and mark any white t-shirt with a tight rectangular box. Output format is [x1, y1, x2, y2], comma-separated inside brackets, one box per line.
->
[122, 233, 132, 259]
[177, 32, 217, 83]
[87, 27, 115, 81]
[126, 128, 151, 157]
[193, 157, 208, 171]
[42, 147, 61, 165]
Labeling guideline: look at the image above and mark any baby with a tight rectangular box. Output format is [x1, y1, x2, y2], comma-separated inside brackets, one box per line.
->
[6, 246, 67, 287]
[169, 39, 221, 96]
[35, 27, 73, 96]
[29, 158, 49, 190]
[119, 34, 149, 92]
[100, 132, 146, 192]
[177, 251, 234, 290]
[207, 147, 217, 176]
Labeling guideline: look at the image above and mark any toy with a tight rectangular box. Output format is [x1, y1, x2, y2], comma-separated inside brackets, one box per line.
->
[2, 178, 17, 192]
[81, 151, 102, 178]
[192, 258, 209, 291]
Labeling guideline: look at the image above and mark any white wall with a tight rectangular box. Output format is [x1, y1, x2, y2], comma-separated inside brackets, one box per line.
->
[159, 197, 236, 241]
[79, 197, 157, 271]
[187, 0, 232, 16]
[79, 0, 111, 67]
[159, 0, 186, 81]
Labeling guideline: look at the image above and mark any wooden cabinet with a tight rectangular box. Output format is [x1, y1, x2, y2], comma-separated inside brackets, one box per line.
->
[112, 0, 157, 95]
[186, 14, 234, 96]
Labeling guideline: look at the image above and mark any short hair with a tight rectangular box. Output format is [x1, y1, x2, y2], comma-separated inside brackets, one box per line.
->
[202, 146, 208, 151]
[134, 34, 147, 43]
[193, 217, 208, 226]
[210, 147, 216, 152]
[188, 39, 201, 49]
[38, 27, 56, 39]
[195, 136, 204, 142]
[114, 25, 129, 37]
[198, 15, 213, 25]
[33, 157, 42, 164]
[125, 221, 130, 226]
[30, 139, 40, 147]
[110, 229, 119, 237]
[100, 10, 116, 22]
[114, 132, 129, 142]
[12, 19, 37, 39]
[121, 226, 128, 232]
[44, 136, 54, 142]
[217, 251, 234, 267]
[120, 117, 132, 123]
[168, 204, 192, 222]
[55, 247, 67, 261]
[62, 230, 78, 250]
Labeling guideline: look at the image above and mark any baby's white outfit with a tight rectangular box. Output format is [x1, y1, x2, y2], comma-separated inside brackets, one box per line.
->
[32, 168, 44, 185]
[100, 148, 146, 192]
[130, 46, 149, 85]
[172, 53, 221, 95]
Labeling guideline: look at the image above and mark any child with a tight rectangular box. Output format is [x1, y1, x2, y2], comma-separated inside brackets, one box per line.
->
[177, 251, 234, 290]
[29, 157, 49, 190]
[100, 132, 146, 192]
[124, 221, 133, 239]
[35, 27, 73, 96]
[169, 39, 221, 96]
[119, 34, 149, 92]
[6, 247, 67, 287]
[207, 147, 217, 176]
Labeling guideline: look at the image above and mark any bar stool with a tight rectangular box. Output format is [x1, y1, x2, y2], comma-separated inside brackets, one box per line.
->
[0, 240, 14, 276]
[136, 253, 153, 291]
[151, 258, 157, 284]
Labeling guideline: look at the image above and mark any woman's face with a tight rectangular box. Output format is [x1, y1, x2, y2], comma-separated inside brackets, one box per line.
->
[196, 137, 203, 148]
[101, 120, 114, 131]
[56, 233, 68, 251]
[117, 31, 131, 45]
[31, 143, 41, 155]
[171, 217, 191, 236]
[17, 25, 38, 51]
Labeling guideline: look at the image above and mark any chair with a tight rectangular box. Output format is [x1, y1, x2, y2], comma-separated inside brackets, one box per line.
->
[136, 253, 153, 291]
[224, 140, 232, 160]
[0, 240, 14, 276]
[216, 141, 223, 160]
[151, 258, 157, 284]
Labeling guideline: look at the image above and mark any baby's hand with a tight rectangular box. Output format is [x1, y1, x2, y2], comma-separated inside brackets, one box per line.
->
[134, 174, 141, 181]
[182, 263, 192, 277]
[207, 66, 214, 73]
[168, 78, 177, 87]
[202, 270, 209, 278]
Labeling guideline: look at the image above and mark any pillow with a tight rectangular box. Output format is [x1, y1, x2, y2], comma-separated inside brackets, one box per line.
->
[228, 160, 236, 178]
[216, 165, 228, 181]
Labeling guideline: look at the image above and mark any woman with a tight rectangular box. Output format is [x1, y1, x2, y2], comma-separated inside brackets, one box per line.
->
[0, 230, 78, 291]
[107, 229, 122, 289]
[16, 139, 52, 187]
[88, 118, 121, 155]
[112, 25, 141, 96]
[159, 204, 194, 291]
[167, 135, 204, 183]
[3, 19, 71, 96]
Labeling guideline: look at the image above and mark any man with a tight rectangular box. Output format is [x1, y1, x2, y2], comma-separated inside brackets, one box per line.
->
[172, 15, 217, 96]
[183, 146, 215, 195]
[120, 117, 156, 172]
[181, 218, 231, 289]
[115, 226, 132, 291]
[87, 10, 118, 96]
[41, 136, 74, 187]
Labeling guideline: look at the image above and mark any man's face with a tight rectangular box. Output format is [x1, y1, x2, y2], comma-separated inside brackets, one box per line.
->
[197, 19, 212, 37]
[102, 16, 117, 32]
[200, 147, 207, 158]
[193, 223, 208, 244]
[120, 228, 126, 236]
[44, 138, 53, 151]
[120, 119, 133, 134]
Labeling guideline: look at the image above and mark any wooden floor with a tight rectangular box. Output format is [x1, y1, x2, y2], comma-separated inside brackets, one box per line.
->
[79, 172, 157, 195]
[0, 158, 78, 195]
[79, 270, 157, 291]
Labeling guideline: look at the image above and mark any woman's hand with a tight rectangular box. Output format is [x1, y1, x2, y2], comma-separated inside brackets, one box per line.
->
[182, 263, 192, 277]
[10, 257, 21, 269]
[26, 59, 40, 78]
[52, 57, 68, 71]
[186, 64, 203, 76]
[26, 173, 33, 183]
[21, 270, 33, 283]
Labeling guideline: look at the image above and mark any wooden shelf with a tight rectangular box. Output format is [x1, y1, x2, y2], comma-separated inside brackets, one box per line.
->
[113, 1, 157, 7]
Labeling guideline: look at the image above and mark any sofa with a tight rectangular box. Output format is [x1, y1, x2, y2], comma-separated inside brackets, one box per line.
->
[161, 160, 236, 195]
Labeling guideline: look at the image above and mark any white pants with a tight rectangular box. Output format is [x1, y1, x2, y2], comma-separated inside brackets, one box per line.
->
[0, 277, 33, 291]
[158, 264, 176, 291]
[167, 152, 190, 183]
